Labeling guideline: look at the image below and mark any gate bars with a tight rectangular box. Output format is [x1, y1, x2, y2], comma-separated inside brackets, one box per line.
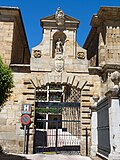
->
[34, 102, 81, 153]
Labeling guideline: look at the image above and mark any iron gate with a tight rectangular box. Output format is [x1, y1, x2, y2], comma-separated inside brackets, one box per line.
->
[96, 97, 110, 157]
[34, 102, 80, 153]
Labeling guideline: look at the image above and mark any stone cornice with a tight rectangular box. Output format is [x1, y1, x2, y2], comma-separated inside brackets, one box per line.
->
[10, 64, 30, 73]
[89, 64, 120, 74]
[102, 64, 120, 73]
[91, 6, 120, 27]
[88, 64, 120, 82]
[83, 6, 120, 49]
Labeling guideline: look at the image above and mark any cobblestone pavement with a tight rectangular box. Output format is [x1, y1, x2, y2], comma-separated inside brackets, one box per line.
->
[24, 153, 92, 160]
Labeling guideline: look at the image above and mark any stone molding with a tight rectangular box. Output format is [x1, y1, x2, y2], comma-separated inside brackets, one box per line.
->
[88, 65, 120, 82]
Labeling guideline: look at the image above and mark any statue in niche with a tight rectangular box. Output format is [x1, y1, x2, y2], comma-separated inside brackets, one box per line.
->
[55, 8, 65, 26]
[55, 38, 63, 53]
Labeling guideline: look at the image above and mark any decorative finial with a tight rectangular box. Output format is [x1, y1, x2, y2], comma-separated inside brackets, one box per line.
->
[55, 8, 65, 26]
[57, 7, 61, 11]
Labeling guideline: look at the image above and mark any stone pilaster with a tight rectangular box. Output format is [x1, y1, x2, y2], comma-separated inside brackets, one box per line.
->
[90, 93, 99, 157]
[109, 97, 120, 160]
[105, 71, 120, 160]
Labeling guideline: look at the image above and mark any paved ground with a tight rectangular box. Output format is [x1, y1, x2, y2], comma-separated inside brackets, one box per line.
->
[2, 152, 92, 160]
[24, 153, 92, 160]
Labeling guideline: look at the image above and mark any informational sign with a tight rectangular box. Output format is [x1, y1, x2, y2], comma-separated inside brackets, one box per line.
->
[21, 104, 32, 115]
[20, 114, 31, 125]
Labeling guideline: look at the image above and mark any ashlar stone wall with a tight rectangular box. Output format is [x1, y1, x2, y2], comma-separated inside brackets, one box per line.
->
[0, 21, 14, 64]
[0, 7, 31, 153]
[0, 72, 32, 153]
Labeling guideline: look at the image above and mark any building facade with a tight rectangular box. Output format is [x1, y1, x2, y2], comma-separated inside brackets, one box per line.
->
[0, 6, 120, 160]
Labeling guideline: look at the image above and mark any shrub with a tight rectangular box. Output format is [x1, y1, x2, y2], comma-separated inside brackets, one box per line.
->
[0, 145, 3, 153]
[0, 57, 14, 106]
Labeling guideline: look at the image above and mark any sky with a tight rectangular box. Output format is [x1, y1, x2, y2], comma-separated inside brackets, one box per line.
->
[0, 0, 120, 53]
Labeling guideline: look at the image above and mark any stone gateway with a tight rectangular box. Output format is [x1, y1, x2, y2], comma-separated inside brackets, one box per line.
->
[0, 6, 120, 160]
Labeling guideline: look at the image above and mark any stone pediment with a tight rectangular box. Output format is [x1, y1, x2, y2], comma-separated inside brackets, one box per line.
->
[40, 8, 80, 28]
[40, 14, 80, 23]
[41, 14, 55, 21]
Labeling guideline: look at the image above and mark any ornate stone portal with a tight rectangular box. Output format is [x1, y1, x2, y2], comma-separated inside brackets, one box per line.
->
[30, 7, 92, 156]
[2, 6, 119, 159]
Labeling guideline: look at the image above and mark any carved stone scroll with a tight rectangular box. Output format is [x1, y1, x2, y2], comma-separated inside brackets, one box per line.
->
[33, 50, 41, 58]
[77, 52, 85, 59]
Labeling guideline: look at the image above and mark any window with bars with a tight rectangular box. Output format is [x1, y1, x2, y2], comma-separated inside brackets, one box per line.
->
[35, 83, 80, 103]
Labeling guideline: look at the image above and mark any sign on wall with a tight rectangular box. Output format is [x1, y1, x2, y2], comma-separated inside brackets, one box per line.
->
[20, 114, 31, 125]
[21, 104, 32, 115]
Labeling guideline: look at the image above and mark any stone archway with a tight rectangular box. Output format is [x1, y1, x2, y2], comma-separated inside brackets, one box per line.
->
[23, 73, 93, 155]
[28, 73, 86, 153]
[34, 81, 81, 153]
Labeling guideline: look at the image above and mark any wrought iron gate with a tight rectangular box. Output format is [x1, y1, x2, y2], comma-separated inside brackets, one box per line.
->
[96, 97, 110, 157]
[34, 102, 80, 153]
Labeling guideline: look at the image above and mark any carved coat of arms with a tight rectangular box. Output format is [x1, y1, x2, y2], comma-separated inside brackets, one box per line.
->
[55, 56, 64, 72]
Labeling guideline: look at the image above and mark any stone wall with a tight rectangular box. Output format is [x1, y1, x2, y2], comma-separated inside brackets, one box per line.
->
[1, 6, 120, 159]
[0, 7, 30, 66]
[11, 20, 30, 64]
[0, 21, 14, 65]
[106, 26, 120, 64]
[0, 6, 97, 156]
[0, 72, 32, 153]
[0, 7, 31, 153]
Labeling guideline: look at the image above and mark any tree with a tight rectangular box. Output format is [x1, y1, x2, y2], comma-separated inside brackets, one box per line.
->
[0, 57, 14, 106]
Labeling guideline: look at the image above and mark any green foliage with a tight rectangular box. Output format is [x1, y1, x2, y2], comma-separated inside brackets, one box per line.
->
[0, 57, 14, 106]
[35, 107, 62, 114]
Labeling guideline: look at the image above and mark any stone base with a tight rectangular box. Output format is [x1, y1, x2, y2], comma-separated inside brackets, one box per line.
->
[91, 146, 97, 157]
[109, 153, 120, 160]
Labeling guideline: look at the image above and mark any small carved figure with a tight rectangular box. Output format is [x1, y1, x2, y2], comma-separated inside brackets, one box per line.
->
[55, 8, 65, 26]
[55, 38, 63, 53]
